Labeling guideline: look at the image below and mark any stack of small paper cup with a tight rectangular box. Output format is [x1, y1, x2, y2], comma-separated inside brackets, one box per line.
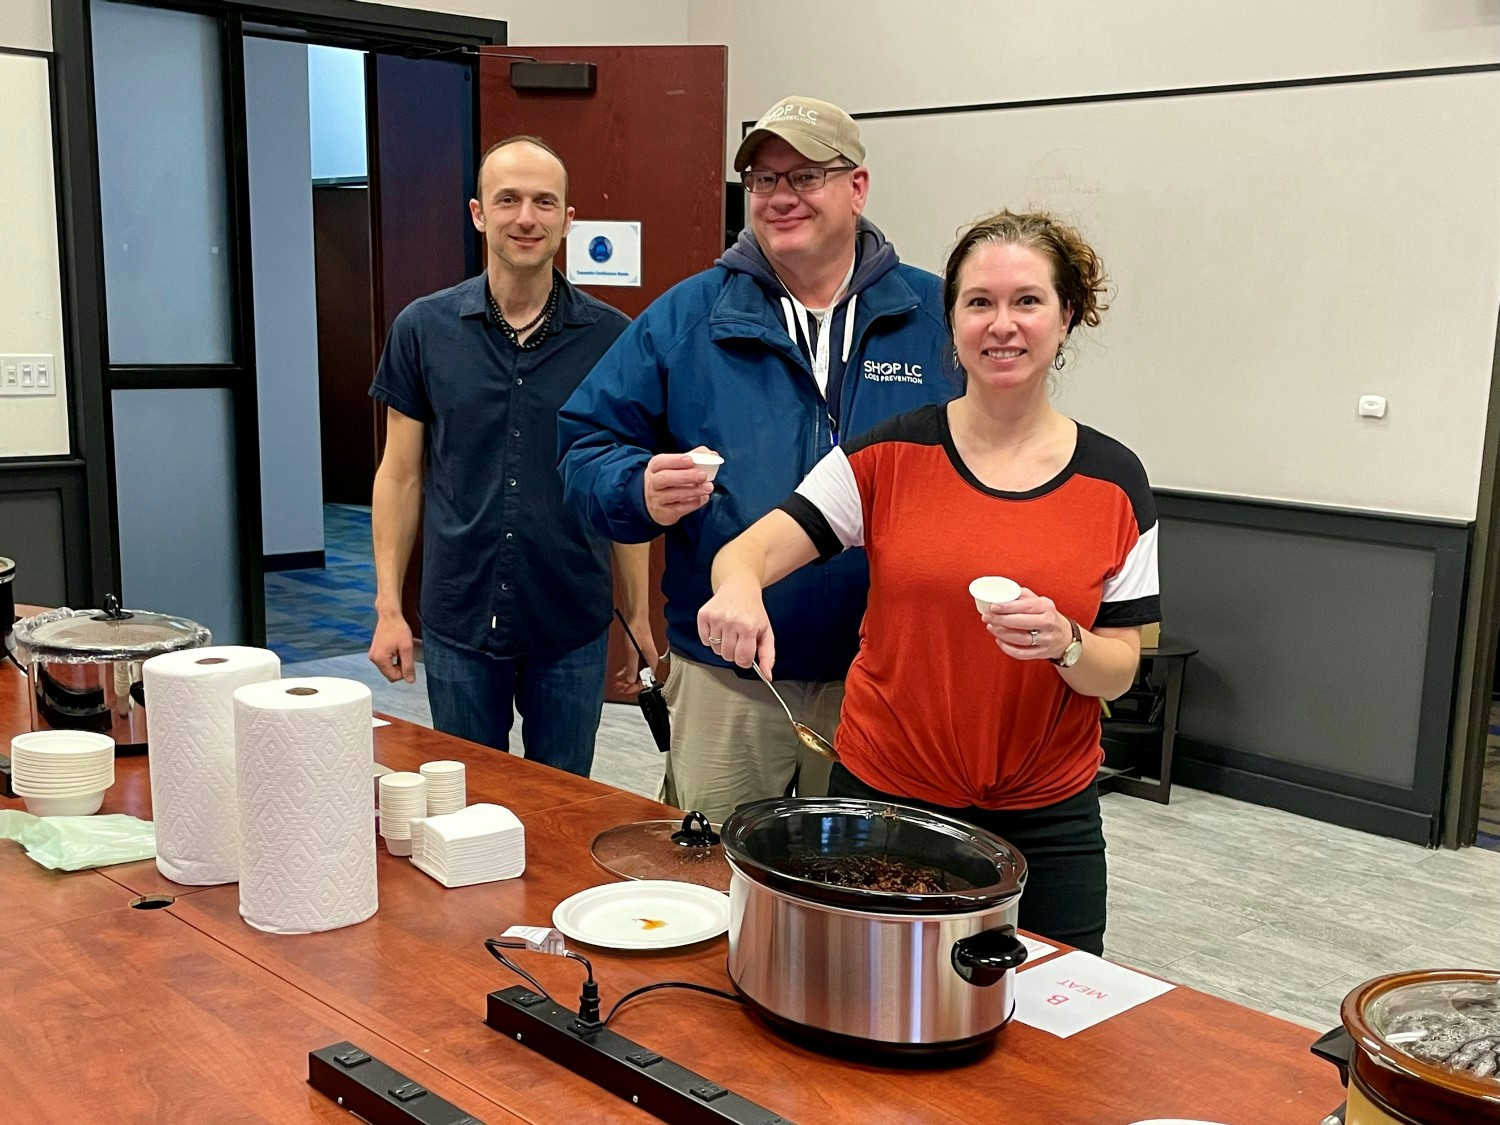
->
[378, 772, 427, 857]
[419, 760, 466, 816]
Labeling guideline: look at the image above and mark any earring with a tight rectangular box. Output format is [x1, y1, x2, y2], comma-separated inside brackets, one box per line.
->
[1053, 350, 1067, 371]
[952, 345, 960, 369]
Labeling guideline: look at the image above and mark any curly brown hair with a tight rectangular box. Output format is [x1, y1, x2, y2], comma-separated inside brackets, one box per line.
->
[942, 210, 1110, 336]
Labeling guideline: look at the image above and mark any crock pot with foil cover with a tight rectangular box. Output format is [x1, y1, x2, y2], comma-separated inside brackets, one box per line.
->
[1313, 969, 1500, 1124]
[14, 596, 210, 750]
[720, 796, 1030, 1056]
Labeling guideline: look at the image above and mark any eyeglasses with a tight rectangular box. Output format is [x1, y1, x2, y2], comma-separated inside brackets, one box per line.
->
[741, 163, 856, 194]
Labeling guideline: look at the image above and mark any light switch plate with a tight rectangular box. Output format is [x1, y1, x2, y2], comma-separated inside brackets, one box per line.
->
[0, 355, 57, 396]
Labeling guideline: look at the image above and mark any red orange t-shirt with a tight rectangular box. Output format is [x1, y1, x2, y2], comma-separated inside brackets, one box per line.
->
[780, 404, 1160, 810]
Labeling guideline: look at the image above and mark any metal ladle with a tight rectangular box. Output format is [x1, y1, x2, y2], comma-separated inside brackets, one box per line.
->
[751, 659, 839, 763]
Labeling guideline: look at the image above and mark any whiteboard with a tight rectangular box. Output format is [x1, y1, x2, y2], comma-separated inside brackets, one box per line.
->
[858, 72, 1500, 519]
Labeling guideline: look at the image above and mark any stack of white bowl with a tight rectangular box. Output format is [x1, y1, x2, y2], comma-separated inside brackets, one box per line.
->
[378, 772, 427, 857]
[419, 760, 466, 815]
[10, 731, 116, 816]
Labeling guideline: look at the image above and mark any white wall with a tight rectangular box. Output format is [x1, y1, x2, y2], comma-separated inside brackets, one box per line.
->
[245, 37, 325, 558]
[693, 0, 1500, 520]
[854, 75, 1500, 520]
[693, 1, 1500, 143]
[0, 52, 69, 458]
[0, 0, 49, 52]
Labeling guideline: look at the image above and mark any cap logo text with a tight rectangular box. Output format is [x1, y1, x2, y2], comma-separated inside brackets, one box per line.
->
[765, 104, 819, 125]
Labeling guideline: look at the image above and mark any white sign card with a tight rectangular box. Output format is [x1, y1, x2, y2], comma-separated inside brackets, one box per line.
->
[1019, 935, 1058, 965]
[567, 220, 642, 287]
[1012, 949, 1175, 1039]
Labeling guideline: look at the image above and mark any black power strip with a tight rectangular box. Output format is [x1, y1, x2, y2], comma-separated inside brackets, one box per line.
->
[484, 986, 792, 1125]
[308, 1042, 486, 1125]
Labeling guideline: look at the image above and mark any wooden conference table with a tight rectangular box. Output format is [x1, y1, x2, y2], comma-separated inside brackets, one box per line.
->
[0, 638, 1343, 1123]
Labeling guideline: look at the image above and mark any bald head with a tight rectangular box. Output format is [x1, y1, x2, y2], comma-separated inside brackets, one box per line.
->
[476, 135, 568, 203]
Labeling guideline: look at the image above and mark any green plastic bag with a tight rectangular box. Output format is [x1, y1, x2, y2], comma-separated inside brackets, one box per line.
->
[0, 810, 156, 871]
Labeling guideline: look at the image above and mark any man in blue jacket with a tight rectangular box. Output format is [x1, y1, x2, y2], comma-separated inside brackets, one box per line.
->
[558, 96, 953, 821]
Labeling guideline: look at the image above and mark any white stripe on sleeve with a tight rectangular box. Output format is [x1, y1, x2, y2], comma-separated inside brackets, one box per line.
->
[1103, 522, 1159, 604]
[794, 446, 865, 549]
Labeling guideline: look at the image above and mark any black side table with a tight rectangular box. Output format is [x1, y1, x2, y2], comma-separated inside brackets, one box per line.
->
[1097, 639, 1197, 804]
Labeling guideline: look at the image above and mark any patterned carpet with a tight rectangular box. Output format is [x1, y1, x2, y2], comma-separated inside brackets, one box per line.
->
[264, 504, 376, 665]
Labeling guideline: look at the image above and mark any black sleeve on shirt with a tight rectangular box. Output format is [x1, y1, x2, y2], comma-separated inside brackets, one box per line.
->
[778, 493, 846, 563]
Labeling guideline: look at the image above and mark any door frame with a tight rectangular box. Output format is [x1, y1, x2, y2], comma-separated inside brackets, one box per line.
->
[49, 0, 505, 643]
[1445, 308, 1500, 847]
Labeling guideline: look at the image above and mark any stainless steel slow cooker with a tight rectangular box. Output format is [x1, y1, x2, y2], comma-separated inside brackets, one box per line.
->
[13, 596, 210, 750]
[720, 796, 1028, 1055]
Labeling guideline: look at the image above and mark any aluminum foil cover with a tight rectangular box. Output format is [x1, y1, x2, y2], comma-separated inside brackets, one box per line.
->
[15, 606, 210, 664]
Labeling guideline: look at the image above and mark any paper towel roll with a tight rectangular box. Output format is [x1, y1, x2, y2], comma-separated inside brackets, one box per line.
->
[142, 646, 281, 886]
[234, 676, 377, 934]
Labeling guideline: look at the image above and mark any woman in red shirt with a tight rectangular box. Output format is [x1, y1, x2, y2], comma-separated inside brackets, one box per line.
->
[697, 211, 1159, 954]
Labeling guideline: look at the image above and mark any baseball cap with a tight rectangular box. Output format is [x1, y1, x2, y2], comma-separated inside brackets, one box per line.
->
[734, 96, 865, 171]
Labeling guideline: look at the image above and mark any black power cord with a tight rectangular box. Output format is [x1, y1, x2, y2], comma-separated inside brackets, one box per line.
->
[483, 937, 742, 1030]
[604, 981, 742, 1027]
[483, 938, 557, 1003]
[486, 938, 602, 1029]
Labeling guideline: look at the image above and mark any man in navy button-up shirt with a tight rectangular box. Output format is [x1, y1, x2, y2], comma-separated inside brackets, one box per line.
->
[367, 137, 650, 778]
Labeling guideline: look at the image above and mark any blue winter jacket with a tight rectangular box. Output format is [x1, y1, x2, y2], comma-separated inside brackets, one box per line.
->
[558, 220, 955, 682]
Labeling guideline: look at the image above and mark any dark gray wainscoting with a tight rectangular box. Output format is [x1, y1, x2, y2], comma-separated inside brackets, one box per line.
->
[1155, 491, 1469, 846]
[0, 459, 92, 609]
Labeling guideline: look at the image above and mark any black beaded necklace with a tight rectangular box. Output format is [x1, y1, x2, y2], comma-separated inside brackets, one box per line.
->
[487, 275, 558, 350]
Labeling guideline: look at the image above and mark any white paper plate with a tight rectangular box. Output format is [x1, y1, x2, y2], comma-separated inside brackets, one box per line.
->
[552, 880, 731, 950]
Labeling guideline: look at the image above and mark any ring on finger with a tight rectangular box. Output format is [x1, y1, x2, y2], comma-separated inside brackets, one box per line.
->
[1028, 629, 1040, 647]
[707, 635, 722, 645]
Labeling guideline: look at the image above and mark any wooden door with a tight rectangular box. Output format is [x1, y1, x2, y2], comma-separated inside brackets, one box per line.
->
[367, 52, 478, 641]
[313, 185, 376, 507]
[480, 46, 727, 699]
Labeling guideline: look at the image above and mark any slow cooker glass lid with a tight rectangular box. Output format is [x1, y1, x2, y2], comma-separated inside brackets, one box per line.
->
[1368, 978, 1500, 1083]
[590, 818, 732, 892]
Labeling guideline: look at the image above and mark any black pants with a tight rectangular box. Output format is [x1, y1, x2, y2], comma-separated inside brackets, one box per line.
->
[827, 765, 1108, 955]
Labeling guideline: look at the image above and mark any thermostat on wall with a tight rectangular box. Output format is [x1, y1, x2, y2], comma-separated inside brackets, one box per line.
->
[1358, 395, 1387, 418]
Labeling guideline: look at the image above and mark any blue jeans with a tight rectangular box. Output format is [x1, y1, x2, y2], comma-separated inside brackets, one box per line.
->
[422, 628, 608, 778]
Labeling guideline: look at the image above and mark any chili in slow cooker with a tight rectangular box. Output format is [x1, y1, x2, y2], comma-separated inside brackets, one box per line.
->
[782, 853, 971, 894]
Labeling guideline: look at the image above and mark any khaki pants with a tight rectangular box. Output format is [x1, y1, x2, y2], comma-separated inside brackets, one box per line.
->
[660, 653, 844, 824]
